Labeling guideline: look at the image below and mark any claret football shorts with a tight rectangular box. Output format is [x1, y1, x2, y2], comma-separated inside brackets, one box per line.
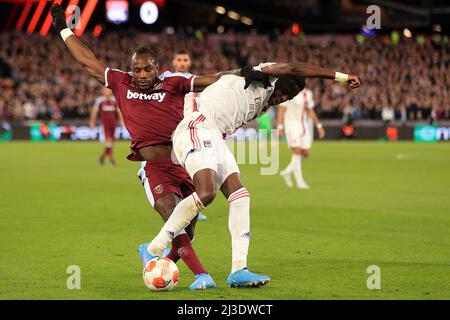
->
[137, 157, 195, 207]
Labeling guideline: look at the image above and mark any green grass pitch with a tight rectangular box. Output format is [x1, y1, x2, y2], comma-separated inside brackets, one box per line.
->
[0, 141, 449, 300]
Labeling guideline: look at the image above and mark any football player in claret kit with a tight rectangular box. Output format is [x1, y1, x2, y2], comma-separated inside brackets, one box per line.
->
[50, 4, 268, 290]
[145, 62, 360, 288]
[89, 87, 123, 166]
[137, 50, 208, 221]
[277, 84, 326, 189]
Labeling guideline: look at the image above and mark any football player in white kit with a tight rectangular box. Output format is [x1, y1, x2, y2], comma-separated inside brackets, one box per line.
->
[278, 84, 326, 189]
[144, 62, 360, 287]
[137, 50, 208, 221]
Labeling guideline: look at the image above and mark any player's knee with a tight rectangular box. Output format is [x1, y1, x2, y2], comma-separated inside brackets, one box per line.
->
[196, 189, 216, 207]
[220, 173, 244, 199]
[302, 150, 310, 158]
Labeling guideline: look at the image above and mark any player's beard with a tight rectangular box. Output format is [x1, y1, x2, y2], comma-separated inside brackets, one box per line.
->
[135, 81, 153, 91]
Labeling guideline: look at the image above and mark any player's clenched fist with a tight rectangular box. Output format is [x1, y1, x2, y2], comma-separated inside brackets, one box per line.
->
[335, 72, 360, 89]
[50, 4, 67, 32]
[347, 75, 361, 89]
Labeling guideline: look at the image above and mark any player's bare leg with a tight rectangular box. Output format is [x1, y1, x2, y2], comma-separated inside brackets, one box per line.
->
[220, 173, 270, 287]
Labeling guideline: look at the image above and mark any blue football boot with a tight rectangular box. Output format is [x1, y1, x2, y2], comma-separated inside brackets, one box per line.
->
[226, 268, 271, 288]
[162, 248, 171, 258]
[198, 213, 208, 221]
[138, 243, 158, 269]
[189, 273, 217, 290]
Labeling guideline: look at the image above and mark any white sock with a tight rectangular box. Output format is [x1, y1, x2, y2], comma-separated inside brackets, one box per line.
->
[148, 193, 204, 256]
[228, 188, 251, 273]
[282, 153, 298, 174]
[291, 154, 305, 185]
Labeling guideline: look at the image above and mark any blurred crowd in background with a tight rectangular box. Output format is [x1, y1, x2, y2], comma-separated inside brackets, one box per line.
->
[0, 29, 449, 123]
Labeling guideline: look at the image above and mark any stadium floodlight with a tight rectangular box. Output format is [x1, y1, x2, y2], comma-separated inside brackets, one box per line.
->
[140, 1, 159, 24]
[106, 0, 129, 24]
[241, 16, 253, 26]
[227, 10, 240, 20]
[215, 6, 226, 15]
[403, 28, 412, 38]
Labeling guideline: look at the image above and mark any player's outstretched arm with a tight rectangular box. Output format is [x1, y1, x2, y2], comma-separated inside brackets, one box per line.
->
[51, 4, 106, 85]
[259, 63, 360, 89]
[192, 69, 240, 92]
[192, 67, 270, 91]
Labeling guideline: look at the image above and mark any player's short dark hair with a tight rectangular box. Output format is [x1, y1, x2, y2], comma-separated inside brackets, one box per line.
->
[275, 76, 306, 100]
[132, 46, 159, 65]
[291, 76, 306, 92]
[174, 49, 191, 57]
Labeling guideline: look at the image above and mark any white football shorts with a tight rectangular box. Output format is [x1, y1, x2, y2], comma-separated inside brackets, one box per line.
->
[285, 119, 313, 150]
[173, 111, 239, 187]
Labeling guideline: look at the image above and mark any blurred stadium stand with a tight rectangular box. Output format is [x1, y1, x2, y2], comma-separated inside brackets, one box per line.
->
[0, 0, 449, 127]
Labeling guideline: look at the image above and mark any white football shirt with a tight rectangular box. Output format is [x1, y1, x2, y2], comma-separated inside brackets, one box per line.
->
[282, 89, 315, 133]
[198, 63, 278, 135]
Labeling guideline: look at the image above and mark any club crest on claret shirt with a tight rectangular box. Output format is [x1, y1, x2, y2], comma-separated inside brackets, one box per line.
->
[153, 83, 164, 91]
[154, 184, 164, 194]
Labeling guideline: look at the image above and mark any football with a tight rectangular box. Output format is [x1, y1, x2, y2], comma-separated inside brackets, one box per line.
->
[143, 257, 179, 291]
